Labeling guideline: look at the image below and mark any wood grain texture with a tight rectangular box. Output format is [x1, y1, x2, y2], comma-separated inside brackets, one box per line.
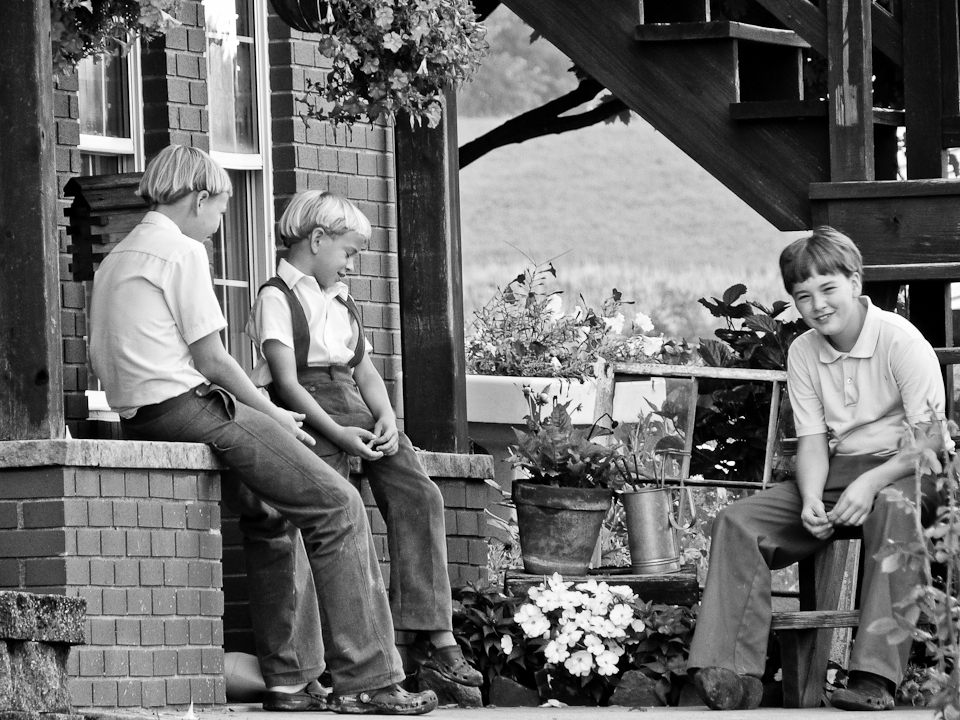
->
[772, 610, 860, 630]
[502, 0, 830, 229]
[902, 0, 945, 179]
[634, 20, 808, 46]
[394, 94, 469, 452]
[0, 0, 64, 440]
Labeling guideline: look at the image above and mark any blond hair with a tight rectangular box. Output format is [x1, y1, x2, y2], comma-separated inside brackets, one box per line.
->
[277, 191, 372, 248]
[138, 145, 232, 206]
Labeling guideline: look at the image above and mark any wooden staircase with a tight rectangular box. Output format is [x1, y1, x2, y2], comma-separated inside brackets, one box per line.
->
[501, 0, 960, 352]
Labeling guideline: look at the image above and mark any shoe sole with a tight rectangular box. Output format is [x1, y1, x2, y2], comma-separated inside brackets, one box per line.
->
[334, 691, 438, 715]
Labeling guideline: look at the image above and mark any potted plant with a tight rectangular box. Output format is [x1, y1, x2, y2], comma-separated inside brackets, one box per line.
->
[506, 386, 624, 575]
[465, 260, 668, 490]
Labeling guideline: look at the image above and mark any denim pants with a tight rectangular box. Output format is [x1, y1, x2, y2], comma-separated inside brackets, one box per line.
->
[688, 454, 941, 685]
[121, 385, 404, 693]
[298, 367, 453, 634]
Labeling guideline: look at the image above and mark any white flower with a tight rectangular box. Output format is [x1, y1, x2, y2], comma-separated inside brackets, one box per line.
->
[609, 604, 634, 628]
[550, 356, 562, 371]
[584, 633, 604, 655]
[382, 31, 403, 51]
[545, 294, 564, 321]
[634, 311, 655, 333]
[631, 618, 646, 633]
[595, 649, 621, 676]
[544, 639, 570, 664]
[556, 626, 583, 647]
[602, 312, 625, 334]
[500, 634, 513, 655]
[564, 650, 594, 677]
[483, 342, 497, 355]
[641, 335, 664, 355]
[515, 604, 551, 639]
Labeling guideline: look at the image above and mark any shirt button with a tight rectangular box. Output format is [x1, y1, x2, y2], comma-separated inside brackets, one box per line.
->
[847, 378, 852, 384]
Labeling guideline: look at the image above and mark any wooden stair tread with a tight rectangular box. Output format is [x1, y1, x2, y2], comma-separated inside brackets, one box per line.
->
[731, 100, 903, 125]
[810, 178, 960, 200]
[865, 262, 960, 282]
[635, 21, 809, 47]
[504, 567, 699, 607]
[771, 610, 859, 630]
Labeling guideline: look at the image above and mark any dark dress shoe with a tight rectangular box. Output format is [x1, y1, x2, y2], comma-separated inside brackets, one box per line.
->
[693, 667, 763, 710]
[263, 689, 331, 712]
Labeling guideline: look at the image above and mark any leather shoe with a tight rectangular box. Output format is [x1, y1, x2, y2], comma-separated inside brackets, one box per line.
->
[693, 667, 763, 710]
[263, 688, 331, 712]
[831, 672, 894, 711]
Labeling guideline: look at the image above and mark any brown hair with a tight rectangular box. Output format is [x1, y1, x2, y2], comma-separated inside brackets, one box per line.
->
[779, 226, 863, 294]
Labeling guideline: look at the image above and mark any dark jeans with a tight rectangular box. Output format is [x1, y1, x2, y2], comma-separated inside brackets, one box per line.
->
[300, 367, 453, 633]
[121, 385, 404, 693]
[688, 454, 942, 685]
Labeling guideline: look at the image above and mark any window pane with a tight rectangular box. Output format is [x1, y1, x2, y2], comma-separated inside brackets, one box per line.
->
[78, 55, 130, 138]
[235, 0, 252, 38]
[233, 42, 258, 153]
[206, 0, 258, 154]
[223, 284, 254, 372]
[80, 153, 122, 176]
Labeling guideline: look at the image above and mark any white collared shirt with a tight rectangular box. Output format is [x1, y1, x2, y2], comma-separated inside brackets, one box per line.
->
[787, 296, 945, 456]
[90, 211, 227, 417]
[246, 259, 366, 387]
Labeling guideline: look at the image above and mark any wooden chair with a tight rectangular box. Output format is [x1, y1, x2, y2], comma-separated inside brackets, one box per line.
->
[592, 361, 859, 708]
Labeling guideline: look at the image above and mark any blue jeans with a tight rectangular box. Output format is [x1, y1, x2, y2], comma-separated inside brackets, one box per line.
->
[121, 385, 404, 693]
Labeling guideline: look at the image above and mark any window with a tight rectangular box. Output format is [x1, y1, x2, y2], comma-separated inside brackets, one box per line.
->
[205, 0, 274, 372]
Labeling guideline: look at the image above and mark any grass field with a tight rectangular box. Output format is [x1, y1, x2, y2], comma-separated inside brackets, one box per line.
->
[457, 116, 806, 342]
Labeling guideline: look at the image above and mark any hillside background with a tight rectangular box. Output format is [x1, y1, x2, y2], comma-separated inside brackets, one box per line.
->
[455, 6, 804, 342]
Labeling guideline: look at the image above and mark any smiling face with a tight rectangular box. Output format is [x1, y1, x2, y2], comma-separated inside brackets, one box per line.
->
[791, 271, 866, 351]
[309, 229, 365, 289]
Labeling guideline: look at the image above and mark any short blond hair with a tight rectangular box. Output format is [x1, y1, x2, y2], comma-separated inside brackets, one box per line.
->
[779, 226, 863, 295]
[278, 191, 372, 248]
[138, 145, 232, 206]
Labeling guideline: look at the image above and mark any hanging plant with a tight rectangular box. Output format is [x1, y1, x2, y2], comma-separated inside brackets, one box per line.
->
[51, 0, 182, 76]
[284, 0, 487, 128]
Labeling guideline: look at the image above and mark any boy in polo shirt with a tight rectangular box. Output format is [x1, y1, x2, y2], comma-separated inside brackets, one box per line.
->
[90, 146, 437, 716]
[687, 227, 946, 711]
[246, 190, 482, 689]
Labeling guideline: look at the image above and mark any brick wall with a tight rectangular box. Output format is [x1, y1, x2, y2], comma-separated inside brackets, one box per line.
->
[267, 12, 402, 399]
[222, 452, 496, 655]
[0, 443, 225, 708]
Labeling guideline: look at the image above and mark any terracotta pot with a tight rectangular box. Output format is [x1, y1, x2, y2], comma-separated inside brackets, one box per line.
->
[512, 482, 612, 575]
[269, 0, 322, 32]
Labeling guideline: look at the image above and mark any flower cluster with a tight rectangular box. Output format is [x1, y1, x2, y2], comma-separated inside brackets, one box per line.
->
[301, 0, 487, 128]
[515, 574, 643, 679]
[466, 261, 661, 380]
[52, 0, 181, 75]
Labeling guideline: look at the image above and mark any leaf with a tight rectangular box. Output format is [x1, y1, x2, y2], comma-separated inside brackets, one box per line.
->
[722, 284, 748, 305]
[743, 314, 780, 335]
[698, 338, 736, 368]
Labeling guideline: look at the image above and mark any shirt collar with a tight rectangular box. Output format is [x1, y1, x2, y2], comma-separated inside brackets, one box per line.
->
[816, 296, 879, 363]
[141, 210, 185, 234]
[276, 258, 348, 299]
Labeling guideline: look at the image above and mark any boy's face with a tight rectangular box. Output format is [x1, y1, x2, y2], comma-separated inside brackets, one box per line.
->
[310, 229, 365, 289]
[791, 271, 864, 348]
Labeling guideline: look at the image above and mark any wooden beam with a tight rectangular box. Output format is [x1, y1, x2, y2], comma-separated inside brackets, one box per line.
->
[942, 0, 960, 119]
[394, 92, 469, 453]
[902, 0, 945, 178]
[0, 0, 64, 440]
[827, 0, 875, 181]
[755, 0, 903, 66]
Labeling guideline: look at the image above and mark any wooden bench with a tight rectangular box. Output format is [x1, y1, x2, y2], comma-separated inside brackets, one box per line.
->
[592, 362, 861, 708]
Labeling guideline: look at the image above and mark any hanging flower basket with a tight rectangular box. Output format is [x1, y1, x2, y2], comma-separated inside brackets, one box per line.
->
[271, 0, 487, 128]
[51, 0, 181, 75]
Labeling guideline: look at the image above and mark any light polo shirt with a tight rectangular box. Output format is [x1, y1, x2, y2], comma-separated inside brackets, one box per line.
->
[246, 259, 368, 387]
[787, 296, 944, 457]
[90, 211, 227, 417]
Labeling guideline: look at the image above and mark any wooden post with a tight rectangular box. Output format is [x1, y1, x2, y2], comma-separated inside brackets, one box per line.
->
[394, 92, 469, 453]
[826, 0, 874, 181]
[0, 0, 64, 440]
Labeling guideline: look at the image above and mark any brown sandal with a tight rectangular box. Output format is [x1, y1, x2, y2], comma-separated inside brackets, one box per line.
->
[333, 684, 438, 715]
[831, 674, 895, 711]
[420, 645, 483, 687]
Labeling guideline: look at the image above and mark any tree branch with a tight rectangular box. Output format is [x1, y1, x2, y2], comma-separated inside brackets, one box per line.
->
[459, 77, 629, 167]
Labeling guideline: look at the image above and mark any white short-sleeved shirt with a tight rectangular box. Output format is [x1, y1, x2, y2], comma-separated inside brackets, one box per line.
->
[90, 211, 227, 417]
[787, 296, 944, 457]
[246, 259, 368, 387]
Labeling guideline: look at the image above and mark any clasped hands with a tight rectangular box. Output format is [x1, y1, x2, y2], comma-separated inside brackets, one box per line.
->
[801, 477, 879, 539]
[336, 418, 400, 460]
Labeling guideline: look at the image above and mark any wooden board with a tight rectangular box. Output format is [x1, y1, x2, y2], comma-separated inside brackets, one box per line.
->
[771, 610, 859, 630]
[902, 0, 945, 179]
[504, 567, 700, 606]
[634, 20, 808, 47]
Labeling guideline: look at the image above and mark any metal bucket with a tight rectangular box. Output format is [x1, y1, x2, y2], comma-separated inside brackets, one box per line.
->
[622, 486, 695, 575]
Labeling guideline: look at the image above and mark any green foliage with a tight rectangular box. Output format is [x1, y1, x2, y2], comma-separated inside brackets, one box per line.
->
[693, 284, 807, 484]
[302, 0, 488, 128]
[51, 0, 180, 75]
[508, 390, 623, 490]
[625, 602, 698, 705]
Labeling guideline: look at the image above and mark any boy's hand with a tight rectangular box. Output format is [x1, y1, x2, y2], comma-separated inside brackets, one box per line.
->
[268, 407, 316, 447]
[801, 498, 833, 539]
[337, 426, 384, 461]
[371, 417, 399, 457]
[828, 476, 878, 527]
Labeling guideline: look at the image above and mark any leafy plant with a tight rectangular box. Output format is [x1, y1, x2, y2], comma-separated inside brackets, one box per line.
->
[451, 582, 545, 703]
[508, 387, 623, 491]
[51, 0, 180, 75]
[465, 260, 659, 380]
[300, 0, 488, 128]
[693, 283, 806, 484]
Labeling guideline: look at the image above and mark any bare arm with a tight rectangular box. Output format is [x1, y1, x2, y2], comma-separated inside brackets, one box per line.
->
[796, 433, 832, 539]
[262, 339, 382, 459]
[353, 353, 400, 456]
[188, 331, 314, 446]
